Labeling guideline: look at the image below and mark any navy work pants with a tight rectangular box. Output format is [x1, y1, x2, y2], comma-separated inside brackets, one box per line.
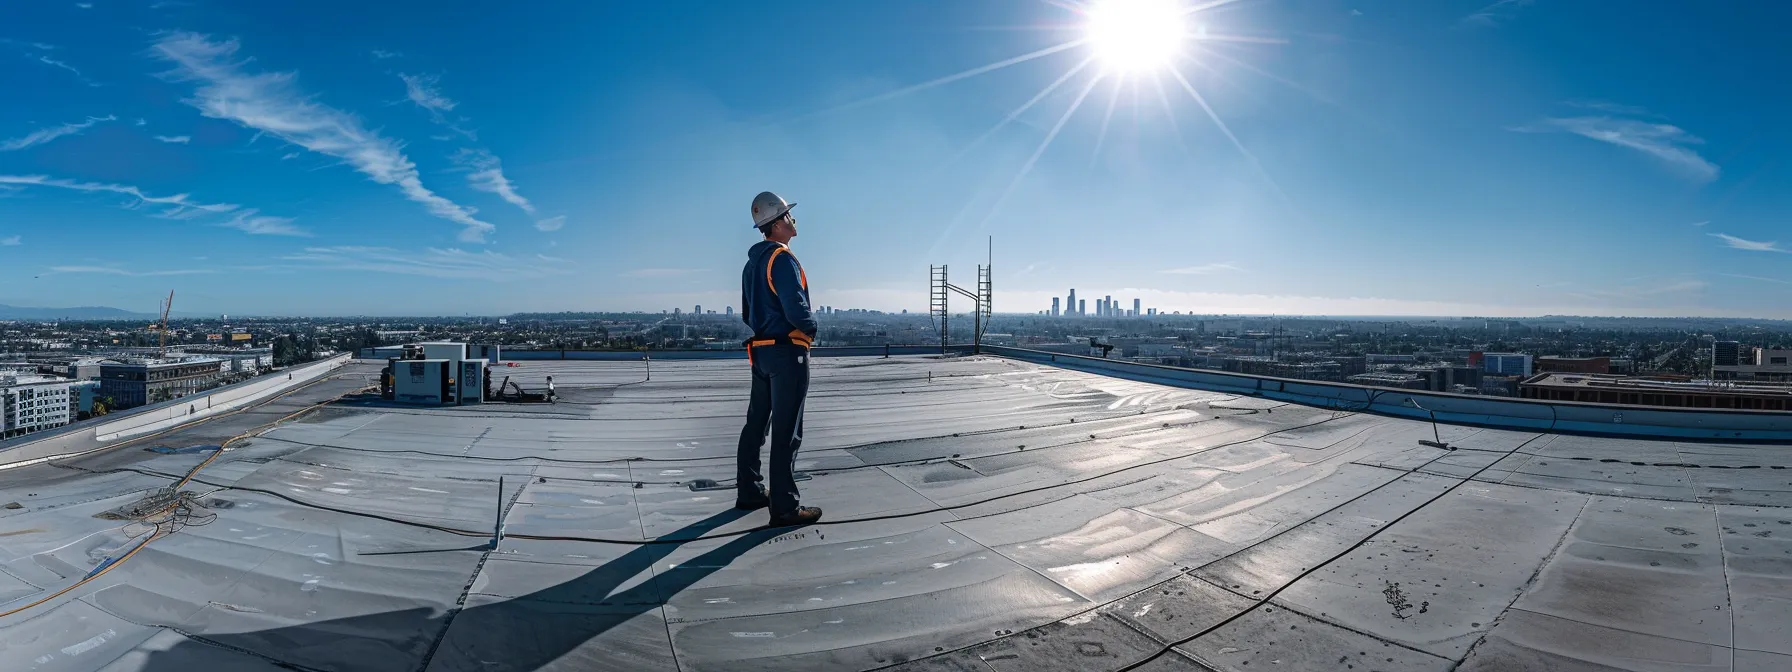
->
[737, 343, 810, 515]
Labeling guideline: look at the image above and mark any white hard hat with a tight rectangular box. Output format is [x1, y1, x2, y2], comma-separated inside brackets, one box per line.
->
[751, 191, 796, 228]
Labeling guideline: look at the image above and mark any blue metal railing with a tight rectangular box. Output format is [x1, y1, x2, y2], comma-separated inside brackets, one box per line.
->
[983, 345, 1792, 443]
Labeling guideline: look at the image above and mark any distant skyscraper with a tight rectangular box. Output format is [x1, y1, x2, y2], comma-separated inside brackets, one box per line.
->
[1051, 297, 1060, 316]
[694, 304, 701, 317]
[1068, 289, 1077, 316]
[1133, 298, 1141, 317]
[1078, 299, 1086, 315]
[726, 306, 733, 317]
[1105, 295, 1113, 318]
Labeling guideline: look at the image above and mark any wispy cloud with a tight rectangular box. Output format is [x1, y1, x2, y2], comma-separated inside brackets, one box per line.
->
[0, 174, 237, 214]
[1691, 220, 1709, 227]
[134, 118, 147, 126]
[153, 33, 494, 242]
[52, 265, 216, 277]
[75, 2, 93, 8]
[399, 73, 455, 112]
[38, 55, 82, 77]
[1, 39, 96, 83]
[1642, 280, 1707, 295]
[1567, 278, 1709, 302]
[1565, 100, 1650, 116]
[1514, 115, 1720, 183]
[370, 49, 402, 60]
[1161, 262, 1242, 275]
[280, 151, 300, 160]
[152, 134, 190, 144]
[399, 72, 476, 140]
[281, 246, 571, 280]
[1710, 233, 1788, 253]
[1459, 0, 1532, 27]
[0, 173, 304, 235]
[0, 235, 20, 246]
[534, 215, 565, 232]
[453, 148, 534, 215]
[625, 268, 707, 279]
[220, 208, 307, 236]
[0, 115, 114, 151]
[1720, 273, 1792, 286]
[1, 40, 93, 83]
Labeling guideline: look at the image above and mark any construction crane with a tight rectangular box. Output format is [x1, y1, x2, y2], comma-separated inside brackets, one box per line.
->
[155, 290, 173, 350]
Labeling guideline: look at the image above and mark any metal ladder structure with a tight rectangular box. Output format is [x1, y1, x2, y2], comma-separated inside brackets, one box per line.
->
[930, 238, 995, 355]
[928, 264, 994, 355]
[976, 264, 992, 346]
[929, 265, 949, 354]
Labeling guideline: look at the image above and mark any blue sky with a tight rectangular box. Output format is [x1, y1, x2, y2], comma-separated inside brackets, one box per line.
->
[2, 0, 1791, 318]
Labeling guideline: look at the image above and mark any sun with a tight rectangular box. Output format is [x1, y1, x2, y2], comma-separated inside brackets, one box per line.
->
[1084, 0, 1188, 74]
[818, 0, 1284, 250]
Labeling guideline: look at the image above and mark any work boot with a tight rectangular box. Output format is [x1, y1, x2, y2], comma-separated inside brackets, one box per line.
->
[769, 506, 823, 527]
[735, 485, 770, 510]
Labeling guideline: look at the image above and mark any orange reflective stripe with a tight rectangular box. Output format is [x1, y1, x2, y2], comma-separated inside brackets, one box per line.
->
[788, 330, 813, 348]
[747, 339, 775, 367]
[765, 247, 788, 295]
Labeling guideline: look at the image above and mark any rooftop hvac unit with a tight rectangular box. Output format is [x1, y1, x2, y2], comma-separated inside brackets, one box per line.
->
[421, 342, 467, 363]
[468, 344, 502, 363]
[458, 360, 485, 405]
[394, 359, 452, 405]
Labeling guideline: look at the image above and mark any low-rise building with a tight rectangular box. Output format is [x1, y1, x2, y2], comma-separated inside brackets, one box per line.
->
[1, 374, 93, 439]
[1537, 356, 1611, 375]
[1420, 365, 1483, 392]
[1347, 372, 1429, 390]
[1328, 356, 1368, 377]
[175, 347, 274, 373]
[1713, 348, 1792, 382]
[1481, 375, 1524, 396]
[1519, 373, 1792, 410]
[1482, 352, 1534, 377]
[99, 357, 225, 409]
[1365, 354, 1417, 365]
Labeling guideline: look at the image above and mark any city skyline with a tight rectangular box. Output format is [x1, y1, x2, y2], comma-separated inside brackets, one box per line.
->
[3, 1, 1792, 317]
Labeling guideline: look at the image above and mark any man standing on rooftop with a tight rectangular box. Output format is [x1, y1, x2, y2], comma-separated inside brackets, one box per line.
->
[735, 191, 823, 527]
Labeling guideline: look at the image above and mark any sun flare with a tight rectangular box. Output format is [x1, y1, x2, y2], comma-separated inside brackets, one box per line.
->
[1084, 0, 1188, 74]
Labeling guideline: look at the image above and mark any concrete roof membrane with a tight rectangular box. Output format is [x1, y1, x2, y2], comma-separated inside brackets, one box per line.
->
[1, 355, 1789, 672]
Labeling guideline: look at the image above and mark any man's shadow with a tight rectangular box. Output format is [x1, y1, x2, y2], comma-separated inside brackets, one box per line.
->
[135, 509, 785, 671]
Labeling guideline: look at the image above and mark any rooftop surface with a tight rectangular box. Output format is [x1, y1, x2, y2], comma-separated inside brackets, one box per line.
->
[2, 355, 1789, 671]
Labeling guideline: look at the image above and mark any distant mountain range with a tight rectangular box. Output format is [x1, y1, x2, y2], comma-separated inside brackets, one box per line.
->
[0, 304, 162, 320]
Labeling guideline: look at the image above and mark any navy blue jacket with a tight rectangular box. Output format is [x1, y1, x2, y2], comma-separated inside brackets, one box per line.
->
[741, 240, 818, 341]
